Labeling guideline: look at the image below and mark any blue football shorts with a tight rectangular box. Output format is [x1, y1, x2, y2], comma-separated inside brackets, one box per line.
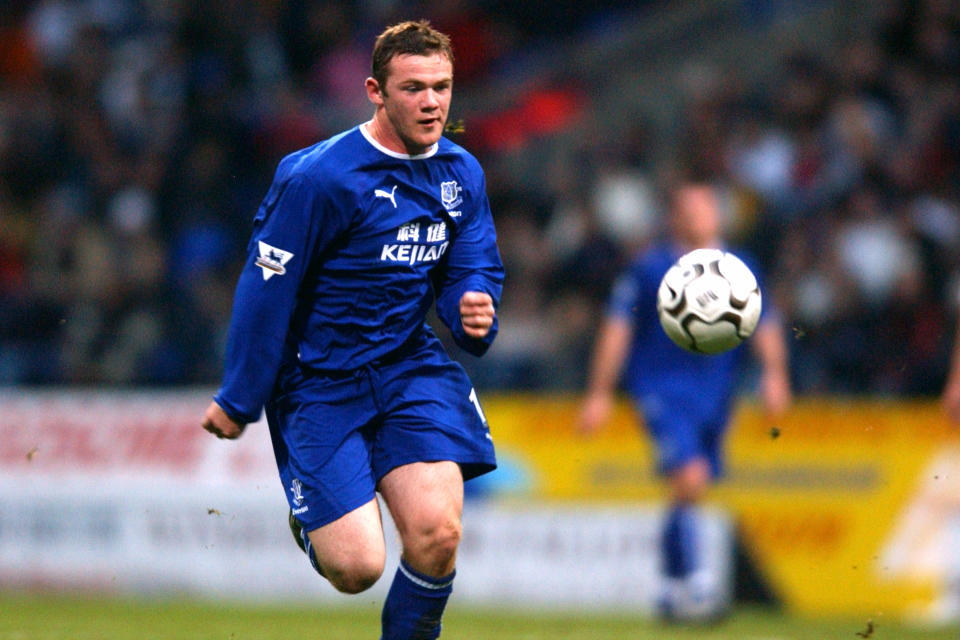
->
[636, 393, 731, 479]
[266, 330, 497, 532]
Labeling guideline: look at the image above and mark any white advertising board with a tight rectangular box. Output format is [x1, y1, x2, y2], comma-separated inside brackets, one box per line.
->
[0, 390, 731, 610]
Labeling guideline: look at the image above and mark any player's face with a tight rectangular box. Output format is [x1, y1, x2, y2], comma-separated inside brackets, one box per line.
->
[673, 186, 721, 247]
[368, 53, 452, 155]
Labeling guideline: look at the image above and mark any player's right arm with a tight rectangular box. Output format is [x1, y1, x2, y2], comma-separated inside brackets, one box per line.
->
[211, 173, 337, 429]
[579, 269, 641, 435]
[202, 400, 244, 440]
[579, 315, 634, 435]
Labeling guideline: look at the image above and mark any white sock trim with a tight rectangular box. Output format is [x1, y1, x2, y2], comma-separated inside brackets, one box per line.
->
[399, 562, 455, 590]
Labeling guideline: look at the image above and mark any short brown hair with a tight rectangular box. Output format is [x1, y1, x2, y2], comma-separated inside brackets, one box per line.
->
[371, 20, 454, 88]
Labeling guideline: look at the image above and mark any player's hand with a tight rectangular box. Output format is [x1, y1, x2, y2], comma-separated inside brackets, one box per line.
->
[578, 391, 612, 436]
[460, 291, 495, 339]
[202, 401, 246, 440]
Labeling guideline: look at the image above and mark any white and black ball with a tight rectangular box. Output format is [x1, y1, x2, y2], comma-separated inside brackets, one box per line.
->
[656, 248, 762, 355]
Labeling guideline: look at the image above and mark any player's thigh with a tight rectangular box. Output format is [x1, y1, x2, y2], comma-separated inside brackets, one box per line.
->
[306, 496, 386, 575]
[378, 460, 464, 546]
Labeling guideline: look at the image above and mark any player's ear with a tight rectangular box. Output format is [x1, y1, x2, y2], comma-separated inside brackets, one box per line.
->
[366, 77, 385, 106]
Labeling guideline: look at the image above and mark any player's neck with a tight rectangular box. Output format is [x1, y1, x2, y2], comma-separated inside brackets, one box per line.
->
[364, 115, 428, 157]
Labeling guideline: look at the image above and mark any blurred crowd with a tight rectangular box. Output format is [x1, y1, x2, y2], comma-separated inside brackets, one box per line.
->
[0, 0, 958, 398]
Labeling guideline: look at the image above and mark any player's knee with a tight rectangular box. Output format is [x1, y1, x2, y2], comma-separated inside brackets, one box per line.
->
[674, 476, 706, 502]
[406, 514, 462, 567]
[329, 572, 380, 595]
[325, 557, 384, 594]
[430, 516, 462, 560]
[671, 461, 710, 502]
[673, 483, 704, 504]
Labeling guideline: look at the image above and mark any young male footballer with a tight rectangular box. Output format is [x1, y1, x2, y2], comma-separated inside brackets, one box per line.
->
[579, 181, 791, 621]
[201, 21, 503, 639]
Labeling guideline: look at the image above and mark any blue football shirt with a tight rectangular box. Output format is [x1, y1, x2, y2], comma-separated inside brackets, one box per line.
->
[215, 124, 504, 423]
[608, 244, 767, 423]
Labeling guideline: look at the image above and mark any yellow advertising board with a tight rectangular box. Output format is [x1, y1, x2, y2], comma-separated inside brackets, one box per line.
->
[481, 395, 960, 618]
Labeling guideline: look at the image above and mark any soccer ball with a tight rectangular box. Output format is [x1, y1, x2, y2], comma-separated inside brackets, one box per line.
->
[656, 248, 761, 354]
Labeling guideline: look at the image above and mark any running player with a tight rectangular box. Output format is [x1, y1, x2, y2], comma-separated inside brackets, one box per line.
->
[579, 181, 790, 620]
[201, 21, 503, 639]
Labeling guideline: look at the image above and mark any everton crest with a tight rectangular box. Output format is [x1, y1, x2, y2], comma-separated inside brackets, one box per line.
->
[440, 180, 463, 210]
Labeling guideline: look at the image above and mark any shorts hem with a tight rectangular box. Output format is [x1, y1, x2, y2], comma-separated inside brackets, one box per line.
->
[292, 490, 377, 533]
[374, 455, 497, 483]
[658, 452, 721, 479]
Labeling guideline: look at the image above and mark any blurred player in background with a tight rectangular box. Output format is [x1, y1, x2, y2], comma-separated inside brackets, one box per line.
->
[201, 21, 504, 640]
[579, 180, 791, 621]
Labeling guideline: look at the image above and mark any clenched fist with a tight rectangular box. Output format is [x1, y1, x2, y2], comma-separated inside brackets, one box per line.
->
[459, 291, 495, 339]
[201, 401, 246, 440]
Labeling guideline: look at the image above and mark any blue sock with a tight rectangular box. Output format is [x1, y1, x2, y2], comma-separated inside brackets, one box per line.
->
[662, 503, 698, 579]
[381, 558, 455, 640]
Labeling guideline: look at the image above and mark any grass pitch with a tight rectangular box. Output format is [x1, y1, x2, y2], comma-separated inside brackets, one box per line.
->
[1, 593, 958, 639]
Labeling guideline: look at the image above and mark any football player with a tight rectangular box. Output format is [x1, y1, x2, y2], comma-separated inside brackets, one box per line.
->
[579, 181, 790, 620]
[201, 21, 503, 640]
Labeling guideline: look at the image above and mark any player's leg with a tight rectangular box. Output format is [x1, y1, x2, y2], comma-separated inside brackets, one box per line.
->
[369, 333, 495, 639]
[663, 456, 710, 583]
[660, 418, 728, 620]
[642, 405, 711, 618]
[380, 460, 463, 574]
[298, 498, 386, 593]
[658, 457, 712, 620]
[377, 460, 463, 640]
[267, 363, 386, 593]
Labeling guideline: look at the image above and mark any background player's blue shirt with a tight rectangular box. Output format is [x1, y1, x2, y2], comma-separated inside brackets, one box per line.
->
[215, 124, 505, 423]
[608, 243, 769, 422]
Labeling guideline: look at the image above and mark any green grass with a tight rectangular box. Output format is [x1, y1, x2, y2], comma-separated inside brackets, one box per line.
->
[1, 593, 958, 639]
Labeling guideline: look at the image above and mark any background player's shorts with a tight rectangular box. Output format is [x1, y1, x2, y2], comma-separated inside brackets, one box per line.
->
[267, 330, 496, 532]
[636, 392, 731, 479]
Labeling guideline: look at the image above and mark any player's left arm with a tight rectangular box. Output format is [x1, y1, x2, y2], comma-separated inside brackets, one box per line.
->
[740, 253, 790, 418]
[435, 170, 504, 355]
[751, 313, 792, 419]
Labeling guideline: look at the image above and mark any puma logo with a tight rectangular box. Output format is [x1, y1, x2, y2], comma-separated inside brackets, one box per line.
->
[375, 185, 398, 208]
